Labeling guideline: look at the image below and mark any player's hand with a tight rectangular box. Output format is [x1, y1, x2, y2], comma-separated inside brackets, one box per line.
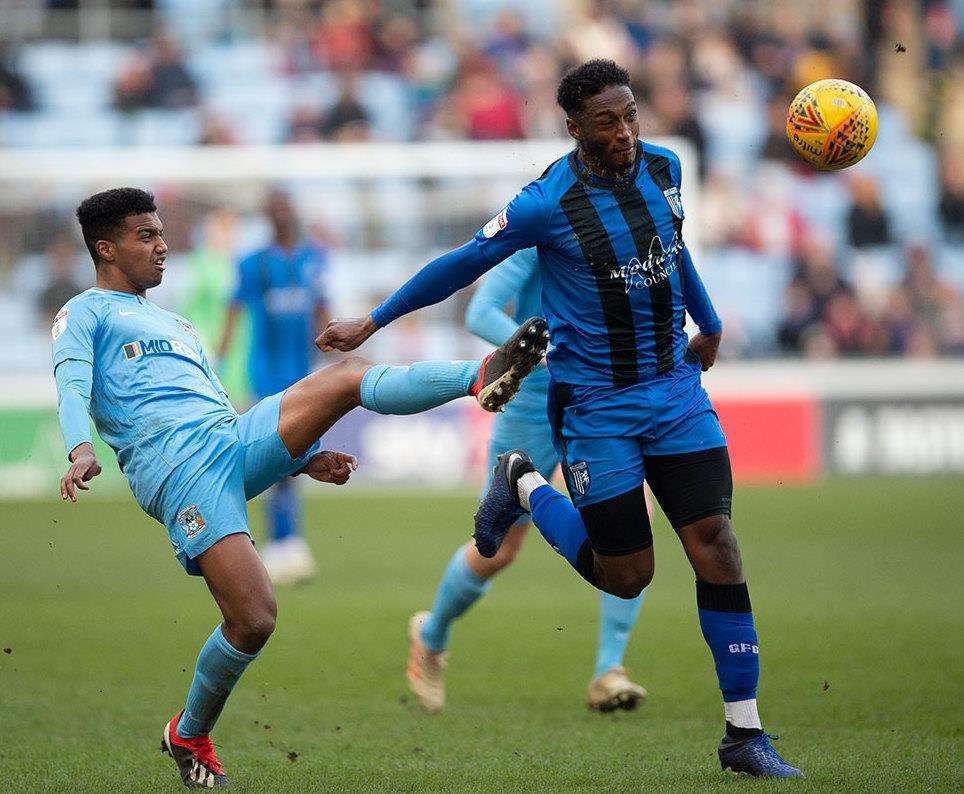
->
[316, 316, 378, 352]
[687, 332, 721, 371]
[60, 442, 102, 502]
[301, 451, 358, 485]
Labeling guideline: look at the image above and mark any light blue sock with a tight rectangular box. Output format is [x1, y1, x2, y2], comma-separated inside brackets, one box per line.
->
[360, 361, 478, 415]
[595, 591, 645, 677]
[177, 625, 258, 739]
[420, 546, 491, 652]
[266, 478, 300, 542]
[528, 484, 596, 584]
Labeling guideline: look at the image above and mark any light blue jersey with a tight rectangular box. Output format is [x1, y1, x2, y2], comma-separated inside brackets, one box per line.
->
[53, 287, 315, 574]
[53, 288, 235, 509]
[466, 249, 557, 481]
[466, 248, 549, 419]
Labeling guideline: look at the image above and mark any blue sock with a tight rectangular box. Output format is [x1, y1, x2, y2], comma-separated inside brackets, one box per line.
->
[594, 590, 645, 677]
[420, 546, 491, 652]
[360, 361, 478, 415]
[266, 478, 299, 542]
[178, 625, 258, 739]
[696, 581, 759, 703]
[528, 484, 596, 583]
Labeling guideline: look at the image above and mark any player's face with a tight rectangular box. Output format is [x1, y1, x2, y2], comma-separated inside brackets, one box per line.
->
[569, 84, 639, 176]
[112, 212, 168, 291]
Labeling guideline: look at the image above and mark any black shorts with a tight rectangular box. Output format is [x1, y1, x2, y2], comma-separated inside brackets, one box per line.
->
[578, 446, 733, 556]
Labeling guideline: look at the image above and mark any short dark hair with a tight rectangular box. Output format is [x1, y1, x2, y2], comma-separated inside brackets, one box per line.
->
[556, 59, 632, 116]
[76, 187, 157, 264]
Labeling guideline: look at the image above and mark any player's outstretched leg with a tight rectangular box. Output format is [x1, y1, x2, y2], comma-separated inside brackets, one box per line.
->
[277, 320, 549, 460]
[407, 528, 526, 712]
[161, 534, 276, 789]
[587, 592, 647, 712]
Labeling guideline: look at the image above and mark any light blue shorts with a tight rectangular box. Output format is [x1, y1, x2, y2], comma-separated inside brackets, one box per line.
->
[151, 390, 319, 575]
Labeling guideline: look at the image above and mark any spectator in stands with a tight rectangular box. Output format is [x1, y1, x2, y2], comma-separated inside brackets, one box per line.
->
[36, 234, 84, 327]
[484, 9, 532, 74]
[0, 44, 35, 111]
[760, 94, 799, 167]
[444, 56, 524, 140]
[648, 81, 708, 177]
[776, 279, 818, 353]
[113, 33, 198, 112]
[199, 111, 238, 146]
[312, 0, 376, 71]
[795, 236, 853, 316]
[846, 174, 893, 248]
[938, 150, 963, 240]
[318, 73, 372, 141]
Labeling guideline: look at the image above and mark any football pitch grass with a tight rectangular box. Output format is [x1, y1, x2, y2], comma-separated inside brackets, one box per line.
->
[1, 478, 961, 792]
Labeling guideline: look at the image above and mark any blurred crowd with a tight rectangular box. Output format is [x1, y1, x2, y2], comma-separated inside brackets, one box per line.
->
[0, 0, 962, 361]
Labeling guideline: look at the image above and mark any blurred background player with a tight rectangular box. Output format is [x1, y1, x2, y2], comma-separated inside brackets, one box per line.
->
[407, 247, 647, 714]
[218, 189, 330, 584]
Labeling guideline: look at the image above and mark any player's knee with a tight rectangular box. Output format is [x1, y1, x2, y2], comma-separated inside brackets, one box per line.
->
[695, 515, 743, 575]
[603, 561, 652, 599]
[330, 355, 374, 403]
[236, 596, 277, 649]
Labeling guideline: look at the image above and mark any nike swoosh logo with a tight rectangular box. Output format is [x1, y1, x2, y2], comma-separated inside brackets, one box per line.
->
[118, 310, 136, 316]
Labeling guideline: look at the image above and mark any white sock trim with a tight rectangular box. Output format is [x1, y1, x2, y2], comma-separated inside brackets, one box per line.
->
[516, 470, 548, 512]
[724, 698, 762, 730]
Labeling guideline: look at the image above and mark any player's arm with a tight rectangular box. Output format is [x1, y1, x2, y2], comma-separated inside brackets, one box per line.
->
[52, 300, 103, 501]
[318, 184, 547, 352]
[55, 359, 102, 502]
[465, 248, 537, 346]
[216, 303, 242, 362]
[681, 245, 723, 371]
[666, 150, 723, 371]
[217, 254, 253, 361]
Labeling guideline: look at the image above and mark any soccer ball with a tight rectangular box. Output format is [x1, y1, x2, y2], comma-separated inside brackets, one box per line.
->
[786, 79, 878, 170]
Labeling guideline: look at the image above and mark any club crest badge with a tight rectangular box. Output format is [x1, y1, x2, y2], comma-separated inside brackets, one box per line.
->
[663, 186, 684, 219]
[568, 461, 591, 496]
[176, 505, 206, 539]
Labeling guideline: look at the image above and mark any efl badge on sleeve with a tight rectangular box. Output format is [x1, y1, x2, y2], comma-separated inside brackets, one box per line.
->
[663, 186, 684, 219]
[568, 461, 591, 496]
[482, 207, 508, 238]
[52, 309, 68, 340]
[176, 505, 206, 539]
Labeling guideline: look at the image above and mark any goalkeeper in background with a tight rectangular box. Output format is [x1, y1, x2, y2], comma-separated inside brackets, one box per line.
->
[218, 189, 329, 584]
[406, 247, 648, 714]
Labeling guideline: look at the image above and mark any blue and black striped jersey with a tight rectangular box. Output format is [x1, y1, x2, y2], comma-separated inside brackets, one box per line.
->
[473, 141, 718, 387]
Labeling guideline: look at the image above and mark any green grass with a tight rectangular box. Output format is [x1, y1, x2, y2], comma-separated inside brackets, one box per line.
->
[1, 479, 962, 792]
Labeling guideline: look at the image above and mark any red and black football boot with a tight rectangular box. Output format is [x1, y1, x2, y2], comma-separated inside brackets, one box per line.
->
[160, 711, 230, 789]
[470, 316, 549, 412]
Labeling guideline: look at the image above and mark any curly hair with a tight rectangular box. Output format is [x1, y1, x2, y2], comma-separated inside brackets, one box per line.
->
[556, 59, 632, 116]
[76, 187, 157, 263]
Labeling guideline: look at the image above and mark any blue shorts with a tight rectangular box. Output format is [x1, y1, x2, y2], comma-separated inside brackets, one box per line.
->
[548, 352, 726, 509]
[150, 390, 319, 575]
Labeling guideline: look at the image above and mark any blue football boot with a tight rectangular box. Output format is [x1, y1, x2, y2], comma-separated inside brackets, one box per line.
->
[473, 450, 535, 558]
[718, 732, 804, 778]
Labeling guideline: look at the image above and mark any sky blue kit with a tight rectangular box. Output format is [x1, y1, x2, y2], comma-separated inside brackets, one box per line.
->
[465, 248, 557, 482]
[373, 142, 725, 508]
[52, 288, 318, 574]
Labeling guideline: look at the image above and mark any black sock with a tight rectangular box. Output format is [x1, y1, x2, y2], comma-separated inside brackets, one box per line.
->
[725, 721, 764, 741]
